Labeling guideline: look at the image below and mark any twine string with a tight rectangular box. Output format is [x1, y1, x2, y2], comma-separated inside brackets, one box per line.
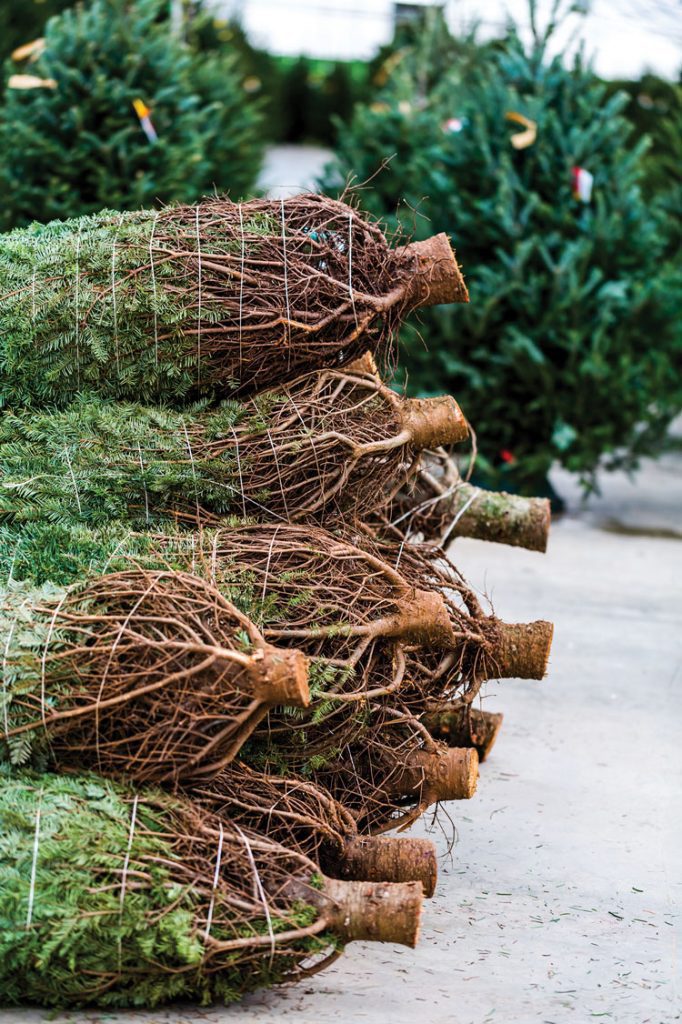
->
[41, 590, 71, 735]
[439, 490, 478, 548]
[261, 527, 281, 620]
[31, 269, 37, 340]
[74, 225, 82, 385]
[203, 820, 225, 943]
[149, 211, 159, 368]
[391, 481, 461, 527]
[63, 445, 82, 516]
[210, 533, 219, 586]
[228, 425, 248, 521]
[6, 540, 20, 585]
[265, 428, 290, 521]
[238, 203, 245, 365]
[348, 212, 358, 329]
[101, 529, 134, 577]
[280, 200, 291, 364]
[94, 575, 158, 772]
[111, 215, 124, 373]
[120, 795, 139, 910]
[26, 788, 43, 929]
[181, 418, 201, 523]
[233, 823, 276, 966]
[195, 205, 202, 383]
[118, 794, 139, 974]
[137, 442, 150, 525]
[2, 600, 29, 739]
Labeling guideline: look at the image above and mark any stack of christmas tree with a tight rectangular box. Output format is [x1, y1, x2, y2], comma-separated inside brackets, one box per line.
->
[0, 194, 553, 1008]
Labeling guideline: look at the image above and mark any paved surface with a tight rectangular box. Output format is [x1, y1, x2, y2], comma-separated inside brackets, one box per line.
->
[4, 453, 680, 1024]
[256, 144, 333, 198]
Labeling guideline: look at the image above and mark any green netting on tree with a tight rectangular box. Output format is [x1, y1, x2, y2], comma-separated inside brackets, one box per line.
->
[0, 771, 423, 1008]
[0, 370, 466, 528]
[0, 194, 466, 408]
[0, 0, 264, 229]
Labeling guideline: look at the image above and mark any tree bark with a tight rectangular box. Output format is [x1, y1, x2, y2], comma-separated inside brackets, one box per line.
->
[337, 835, 438, 897]
[424, 706, 504, 762]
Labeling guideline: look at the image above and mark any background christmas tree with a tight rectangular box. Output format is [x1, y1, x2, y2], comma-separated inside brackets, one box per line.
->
[321, 8, 682, 495]
[0, 0, 264, 229]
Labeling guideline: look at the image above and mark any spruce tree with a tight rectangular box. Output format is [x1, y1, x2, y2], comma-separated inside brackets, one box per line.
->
[322, 22, 682, 494]
[0, 0, 264, 229]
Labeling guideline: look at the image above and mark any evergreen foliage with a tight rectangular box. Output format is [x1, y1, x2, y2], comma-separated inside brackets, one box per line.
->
[0, 0, 264, 230]
[0, 771, 329, 1007]
[0, 580, 65, 769]
[0, 203, 269, 407]
[322, 25, 682, 491]
[0, 396, 265, 529]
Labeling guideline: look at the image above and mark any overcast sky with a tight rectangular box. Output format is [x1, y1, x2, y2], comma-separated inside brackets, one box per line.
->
[223, 0, 681, 79]
[452, 0, 681, 79]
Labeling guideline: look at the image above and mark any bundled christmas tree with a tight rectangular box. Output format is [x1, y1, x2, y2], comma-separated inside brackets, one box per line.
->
[0, 0, 264, 230]
[0, 772, 423, 1008]
[0, 370, 467, 528]
[0, 195, 467, 407]
[321, 13, 682, 494]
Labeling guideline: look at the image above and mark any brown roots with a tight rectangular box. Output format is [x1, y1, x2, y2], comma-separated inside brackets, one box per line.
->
[278, 701, 479, 836]
[186, 522, 490, 674]
[191, 763, 438, 897]
[2, 570, 310, 784]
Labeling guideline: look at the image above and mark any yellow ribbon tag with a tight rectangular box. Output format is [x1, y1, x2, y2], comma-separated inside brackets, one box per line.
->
[11, 38, 46, 62]
[8, 74, 56, 90]
[132, 99, 158, 143]
[505, 111, 537, 149]
[132, 98, 152, 120]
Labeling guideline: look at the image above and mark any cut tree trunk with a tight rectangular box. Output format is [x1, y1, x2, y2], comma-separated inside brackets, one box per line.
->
[424, 706, 504, 762]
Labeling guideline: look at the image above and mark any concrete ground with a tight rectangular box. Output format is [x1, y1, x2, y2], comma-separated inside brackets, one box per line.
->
[3, 454, 679, 1024]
